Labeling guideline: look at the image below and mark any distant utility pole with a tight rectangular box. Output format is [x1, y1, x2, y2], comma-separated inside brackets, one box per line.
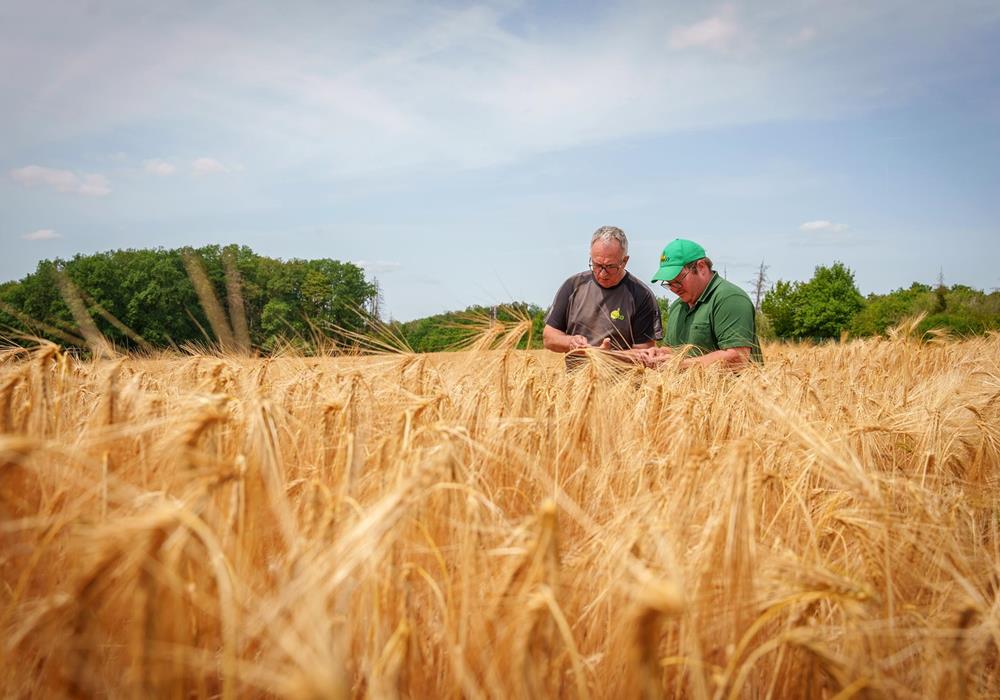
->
[749, 260, 770, 310]
[935, 267, 947, 313]
[368, 277, 385, 322]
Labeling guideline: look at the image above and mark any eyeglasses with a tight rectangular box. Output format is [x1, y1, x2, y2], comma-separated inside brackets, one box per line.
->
[660, 265, 692, 290]
[589, 259, 625, 275]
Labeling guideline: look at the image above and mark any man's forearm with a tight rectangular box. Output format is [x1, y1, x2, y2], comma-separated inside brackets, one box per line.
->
[682, 347, 751, 370]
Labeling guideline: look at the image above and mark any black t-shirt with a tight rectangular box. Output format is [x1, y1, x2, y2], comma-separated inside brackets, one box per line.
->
[544, 271, 663, 350]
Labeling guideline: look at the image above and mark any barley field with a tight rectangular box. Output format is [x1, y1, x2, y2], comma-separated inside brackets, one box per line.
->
[2, 328, 999, 698]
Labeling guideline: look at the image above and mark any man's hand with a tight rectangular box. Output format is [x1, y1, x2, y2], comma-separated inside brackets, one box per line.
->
[543, 324, 593, 353]
[635, 346, 673, 368]
[592, 343, 670, 367]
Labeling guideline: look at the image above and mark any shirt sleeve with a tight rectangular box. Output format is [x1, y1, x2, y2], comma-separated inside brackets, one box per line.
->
[713, 293, 757, 349]
[631, 283, 664, 344]
[544, 277, 576, 332]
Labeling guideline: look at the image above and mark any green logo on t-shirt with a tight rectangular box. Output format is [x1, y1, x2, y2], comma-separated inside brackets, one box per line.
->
[610, 308, 624, 320]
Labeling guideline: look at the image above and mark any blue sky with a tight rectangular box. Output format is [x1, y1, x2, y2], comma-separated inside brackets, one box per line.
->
[3, 1, 999, 321]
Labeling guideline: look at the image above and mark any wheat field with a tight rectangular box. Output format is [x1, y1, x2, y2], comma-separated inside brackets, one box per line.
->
[2, 327, 999, 698]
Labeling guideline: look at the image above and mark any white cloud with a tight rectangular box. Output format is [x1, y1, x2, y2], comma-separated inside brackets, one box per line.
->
[192, 157, 229, 174]
[11, 165, 77, 191]
[10, 165, 111, 196]
[78, 174, 112, 196]
[354, 260, 402, 274]
[143, 158, 176, 176]
[670, 11, 740, 51]
[1, 2, 996, 181]
[21, 228, 61, 241]
[791, 27, 816, 44]
[800, 220, 849, 233]
[0, 4, 819, 179]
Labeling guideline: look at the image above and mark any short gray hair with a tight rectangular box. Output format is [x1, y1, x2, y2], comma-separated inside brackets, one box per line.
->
[590, 226, 628, 255]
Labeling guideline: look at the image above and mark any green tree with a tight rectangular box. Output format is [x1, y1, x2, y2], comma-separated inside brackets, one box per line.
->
[849, 283, 933, 336]
[0, 245, 375, 353]
[394, 302, 547, 353]
[1, 260, 79, 343]
[760, 280, 799, 339]
[762, 262, 864, 340]
[848, 281, 1000, 338]
[794, 262, 864, 339]
[657, 297, 670, 342]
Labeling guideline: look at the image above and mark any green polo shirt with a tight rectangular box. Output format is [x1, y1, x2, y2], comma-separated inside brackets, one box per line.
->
[665, 273, 763, 363]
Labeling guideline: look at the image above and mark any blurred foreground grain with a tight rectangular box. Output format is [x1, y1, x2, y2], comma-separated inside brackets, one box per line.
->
[1, 334, 999, 698]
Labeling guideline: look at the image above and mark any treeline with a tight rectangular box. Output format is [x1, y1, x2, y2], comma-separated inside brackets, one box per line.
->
[0, 245, 375, 352]
[390, 298, 672, 352]
[761, 262, 1000, 340]
[3, 248, 996, 355]
[393, 265, 998, 352]
[390, 303, 548, 352]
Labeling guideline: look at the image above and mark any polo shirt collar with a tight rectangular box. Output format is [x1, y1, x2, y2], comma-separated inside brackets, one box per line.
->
[691, 272, 721, 308]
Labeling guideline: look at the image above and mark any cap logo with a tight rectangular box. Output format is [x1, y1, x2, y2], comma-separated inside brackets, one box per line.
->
[660, 254, 667, 263]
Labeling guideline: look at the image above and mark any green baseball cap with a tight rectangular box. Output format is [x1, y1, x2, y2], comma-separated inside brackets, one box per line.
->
[651, 238, 706, 282]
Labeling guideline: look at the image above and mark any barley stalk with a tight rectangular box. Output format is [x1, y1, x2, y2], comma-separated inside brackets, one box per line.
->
[1, 335, 999, 697]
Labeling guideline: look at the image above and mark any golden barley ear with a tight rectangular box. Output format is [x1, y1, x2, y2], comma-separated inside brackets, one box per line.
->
[629, 579, 683, 700]
[181, 249, 236, 353]
[55, 271, 115, 359]
[221, 247, 252, 354]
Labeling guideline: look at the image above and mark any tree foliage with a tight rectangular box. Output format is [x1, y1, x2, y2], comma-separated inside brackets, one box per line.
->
[392, 303, 546, 352]
[0, 245, 375, 352]
[793, 262, 865, 339]
[6, 246, 999, 354]
[763, 263, 1000, 341]
[657, 296, 670, 337]
[761, 262, 864, 340]
[850, 282, 1000, 337]
[760, 280, 798, 339]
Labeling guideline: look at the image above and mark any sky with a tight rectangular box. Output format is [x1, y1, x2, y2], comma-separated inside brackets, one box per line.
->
[2, 1, 999, 321]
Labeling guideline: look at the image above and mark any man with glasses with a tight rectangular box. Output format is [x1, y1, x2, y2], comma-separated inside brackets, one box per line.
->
[643, 238, 763, 369]
[543, 226, 662, 360]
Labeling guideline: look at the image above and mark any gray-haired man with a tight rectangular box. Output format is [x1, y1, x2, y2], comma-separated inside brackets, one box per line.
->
[543, 226, 663, 358]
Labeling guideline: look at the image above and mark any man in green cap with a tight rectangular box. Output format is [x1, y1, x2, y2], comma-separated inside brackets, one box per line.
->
[642, 238, 763, 370]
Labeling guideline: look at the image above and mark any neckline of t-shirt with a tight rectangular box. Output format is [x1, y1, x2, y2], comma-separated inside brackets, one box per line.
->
[589, 270, 632, 291]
